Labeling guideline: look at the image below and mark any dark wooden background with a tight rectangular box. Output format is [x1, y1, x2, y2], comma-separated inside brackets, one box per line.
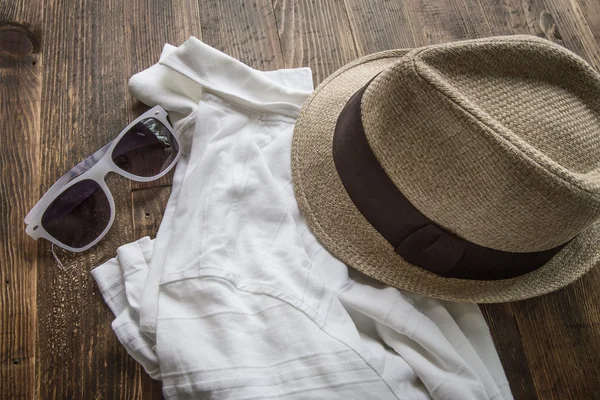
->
[1, 0, 600, 399]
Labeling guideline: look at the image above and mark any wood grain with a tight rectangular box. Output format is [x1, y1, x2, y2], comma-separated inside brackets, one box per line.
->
[3, 0, 600, 399]
[476, 0, 552, 38]
[199, 0, 285, 70]
[132, 186, 172, 240]
[125, 0, 202, 191]
[343, 0, 564, 53]
[543, 0, 600, 69]
[480, 304, 538, 399]
[36, 0, 137, 398]
[273, 0, 358, 84]
[343, 0, 419, 54]
[0, 3, 42, 399]
[511, 277, 600, 399]
[577, 0, 600, 45]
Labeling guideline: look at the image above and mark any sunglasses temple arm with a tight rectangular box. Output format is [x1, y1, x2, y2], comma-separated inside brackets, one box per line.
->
[25, 141, 113, 224]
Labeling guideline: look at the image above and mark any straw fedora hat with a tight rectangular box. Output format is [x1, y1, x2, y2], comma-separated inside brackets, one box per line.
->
[292, 35, 600, 303]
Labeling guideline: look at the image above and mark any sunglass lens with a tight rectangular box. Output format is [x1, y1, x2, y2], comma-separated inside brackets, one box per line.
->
[41, 179, 111, 249]
[111, 117, 179, 178]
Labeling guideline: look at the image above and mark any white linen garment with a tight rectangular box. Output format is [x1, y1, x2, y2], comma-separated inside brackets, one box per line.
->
[92, 37, 513, 400]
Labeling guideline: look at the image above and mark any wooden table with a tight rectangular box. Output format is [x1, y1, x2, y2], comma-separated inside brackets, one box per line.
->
[2, 0, 600, 399]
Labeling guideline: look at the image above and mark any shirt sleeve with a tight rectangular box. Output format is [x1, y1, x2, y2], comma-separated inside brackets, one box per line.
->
[92, 237, 161, 380]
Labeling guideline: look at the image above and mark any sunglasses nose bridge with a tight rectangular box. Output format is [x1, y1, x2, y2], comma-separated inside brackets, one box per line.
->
[95, 156, 113, 174]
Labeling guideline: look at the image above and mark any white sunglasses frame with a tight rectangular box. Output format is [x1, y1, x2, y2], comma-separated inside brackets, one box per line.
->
[24, 105, 180, 252]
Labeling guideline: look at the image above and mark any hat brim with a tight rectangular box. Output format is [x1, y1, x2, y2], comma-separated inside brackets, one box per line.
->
[291, 49, 600, 303]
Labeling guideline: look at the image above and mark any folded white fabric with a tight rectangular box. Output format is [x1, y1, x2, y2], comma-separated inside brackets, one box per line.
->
[92, 37, 513, 400]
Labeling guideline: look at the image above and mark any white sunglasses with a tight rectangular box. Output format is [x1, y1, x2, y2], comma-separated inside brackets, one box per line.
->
[25, 106, 180, 252]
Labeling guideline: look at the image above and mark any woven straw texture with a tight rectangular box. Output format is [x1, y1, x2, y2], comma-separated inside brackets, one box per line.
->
[292, 36, 600, 303]
[363, 36, 600, 252]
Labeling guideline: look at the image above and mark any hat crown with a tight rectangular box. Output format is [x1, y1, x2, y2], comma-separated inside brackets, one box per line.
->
[361, 36, 600, 252]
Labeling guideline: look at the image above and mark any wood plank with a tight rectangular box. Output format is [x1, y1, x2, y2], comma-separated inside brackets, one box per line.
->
[543, 0, 600, 69]
[199, 0, 285, 70]
[480, 305, 538, 400]
[273, 0, 358, 84]
[344, 0, 495, 51]
[343, 0, 562, 53]
[395, 0, 492, 45]
[36, 0, 138, 398]
[343, 0, 419, 53]
[510, 277, 600, 399]
[479, 0, 560, 39]
[132, 186, 172, 239]
[576, 0, 600, 45]
[1, 1, 599, 399]
[35, 2, 203, 399]
[125, 0, 201, 191]
[0, 3, 42, 399]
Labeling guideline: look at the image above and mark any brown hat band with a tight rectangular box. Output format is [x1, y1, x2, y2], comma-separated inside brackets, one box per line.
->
[332, 82, 569, 280]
